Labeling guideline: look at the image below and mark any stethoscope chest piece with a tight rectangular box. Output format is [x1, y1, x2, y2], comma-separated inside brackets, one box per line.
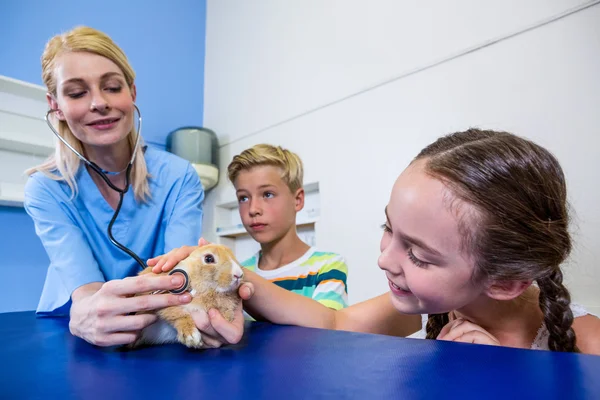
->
[168, 269, 190, 294]
[149, 269, 190, 296]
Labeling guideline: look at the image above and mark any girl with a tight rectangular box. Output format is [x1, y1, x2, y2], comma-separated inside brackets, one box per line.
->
[23, 26, 242, 348]
[151, 129, 600, 353]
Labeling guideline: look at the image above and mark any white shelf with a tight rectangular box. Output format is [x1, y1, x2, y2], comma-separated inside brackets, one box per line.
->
[303, 181, 319, 193]
[217, 217, 319, 238]
[0, 75, 46, 100]
[217, 198, 239, 210]
[0, 75, 50, 208]
[0, 182, 25, 207]
[0, 74, 51, 157]
[0, 131, 53, 157]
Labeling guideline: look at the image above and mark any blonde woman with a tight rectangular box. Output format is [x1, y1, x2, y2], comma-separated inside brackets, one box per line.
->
[23, 26, 237, 348]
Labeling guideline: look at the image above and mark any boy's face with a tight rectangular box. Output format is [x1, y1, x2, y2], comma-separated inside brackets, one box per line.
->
[234, 165, 304, 244]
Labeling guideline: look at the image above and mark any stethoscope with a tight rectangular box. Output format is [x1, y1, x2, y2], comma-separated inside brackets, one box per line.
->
[45, 106, 189, 294]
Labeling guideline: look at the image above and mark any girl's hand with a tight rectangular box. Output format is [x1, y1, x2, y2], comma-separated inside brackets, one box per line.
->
[69, 274, 192, 347]
[437, 318, 501, 346]
[148, 238, 211, 273]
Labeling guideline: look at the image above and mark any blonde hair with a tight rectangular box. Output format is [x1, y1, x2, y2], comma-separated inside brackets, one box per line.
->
[27, 26, 151, 202]
[227, 144, 304, 192]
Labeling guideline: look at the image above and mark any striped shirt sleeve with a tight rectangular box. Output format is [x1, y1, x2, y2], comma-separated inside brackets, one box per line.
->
[313, 255, 349, 310]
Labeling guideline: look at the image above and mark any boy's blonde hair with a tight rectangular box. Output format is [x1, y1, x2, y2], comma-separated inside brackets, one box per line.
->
[227, 144, 304, 192]
[27, 26, 151, 203]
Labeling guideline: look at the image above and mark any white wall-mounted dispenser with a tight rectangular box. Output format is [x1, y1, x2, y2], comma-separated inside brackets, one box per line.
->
[166, 127, 219, 191]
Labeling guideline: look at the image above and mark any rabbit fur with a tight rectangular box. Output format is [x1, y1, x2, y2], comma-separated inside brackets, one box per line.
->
[130, 244, 244, 349]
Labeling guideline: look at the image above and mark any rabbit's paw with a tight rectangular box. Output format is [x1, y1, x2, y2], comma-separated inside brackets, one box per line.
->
[178, 326, 203, 349]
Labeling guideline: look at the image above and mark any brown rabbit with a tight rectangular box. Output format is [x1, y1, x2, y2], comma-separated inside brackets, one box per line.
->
[130, 244, 244, 349]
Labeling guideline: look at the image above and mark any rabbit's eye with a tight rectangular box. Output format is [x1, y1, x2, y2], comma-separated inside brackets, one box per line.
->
[204, 254, 215, 264]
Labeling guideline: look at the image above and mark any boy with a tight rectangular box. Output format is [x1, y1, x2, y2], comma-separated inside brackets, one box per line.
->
[227, 144, 348, 310]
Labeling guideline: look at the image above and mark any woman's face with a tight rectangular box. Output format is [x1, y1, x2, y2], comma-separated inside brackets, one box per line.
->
[378, 159, 486, 315]
[48, 51, 136, 151]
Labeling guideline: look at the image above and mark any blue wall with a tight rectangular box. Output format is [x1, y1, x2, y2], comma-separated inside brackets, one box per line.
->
[0, 208, 50, 312]
[0, 0, 207, 312]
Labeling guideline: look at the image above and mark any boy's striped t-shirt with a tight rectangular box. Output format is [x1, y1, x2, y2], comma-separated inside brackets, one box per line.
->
[241, 247, 349, 310]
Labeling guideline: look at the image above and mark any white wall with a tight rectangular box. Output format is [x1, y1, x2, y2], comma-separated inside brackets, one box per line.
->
[203, 0, 600, 314]
[0, 76, 51, 206]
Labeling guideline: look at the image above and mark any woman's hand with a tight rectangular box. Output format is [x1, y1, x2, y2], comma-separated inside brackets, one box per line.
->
[437, 318, 500, 346]
[146, 238, 255, 348]
[69, 274, 193, 347]
[188, 283, 255, 348]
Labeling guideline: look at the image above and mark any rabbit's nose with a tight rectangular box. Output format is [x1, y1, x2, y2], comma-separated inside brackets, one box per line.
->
[234, 271, 244, 279]
[232, 263, 244, 280]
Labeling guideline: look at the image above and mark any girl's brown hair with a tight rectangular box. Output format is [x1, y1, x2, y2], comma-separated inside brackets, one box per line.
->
[417, 129, 576, 352]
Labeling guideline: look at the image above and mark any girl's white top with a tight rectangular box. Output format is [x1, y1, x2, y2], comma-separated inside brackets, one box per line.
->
[407, 303, 591, 350]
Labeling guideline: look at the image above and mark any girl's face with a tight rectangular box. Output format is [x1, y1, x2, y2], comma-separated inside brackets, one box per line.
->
[48, 51, 136, 152]
[378, 159, 486, 315]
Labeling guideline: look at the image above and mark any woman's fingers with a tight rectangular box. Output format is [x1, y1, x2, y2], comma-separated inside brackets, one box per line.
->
[209, 307, 245, 345]
[118, 292, 192, 315]
[101, 313, 158, 333]
[190, 310, 221, 338]
[188, 307, 245, 348]
[199, 333, 224, 349]
[104, 274, 186, 297]
[93, 332, 139, 347]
